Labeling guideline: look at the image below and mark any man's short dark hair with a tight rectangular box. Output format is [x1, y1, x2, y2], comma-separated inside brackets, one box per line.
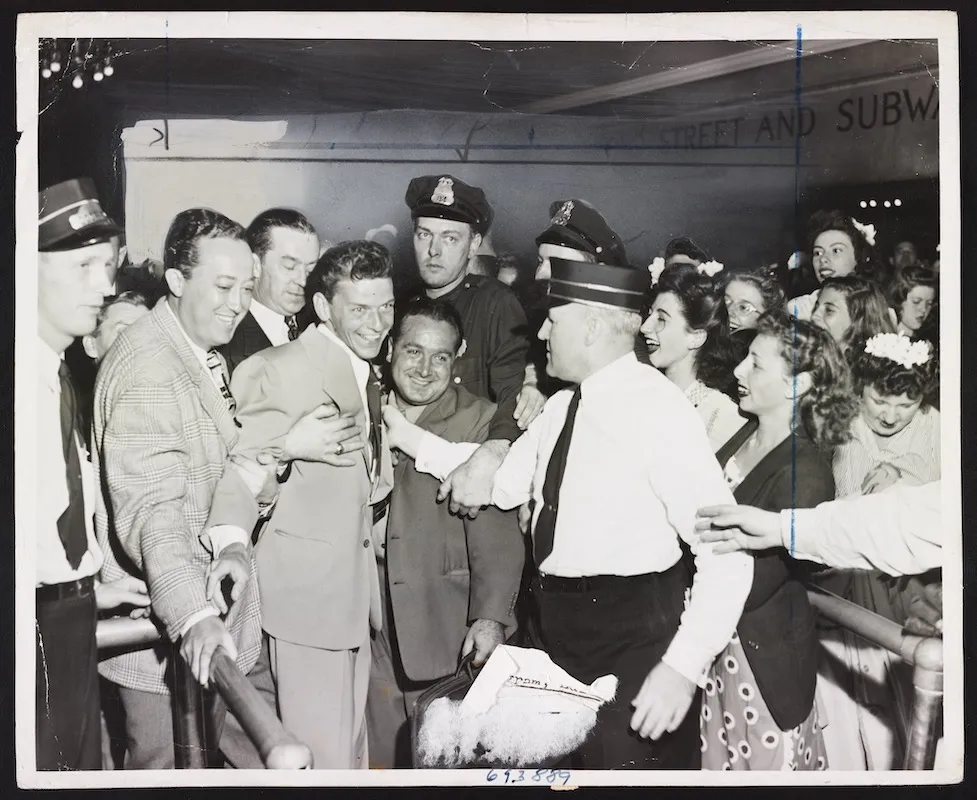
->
[305, 240, 393, 305]
[246, 208, 318, 262]
[664, 236, 710, 264]
[392, 296, 465, 353]
[163, 208, 247, 279]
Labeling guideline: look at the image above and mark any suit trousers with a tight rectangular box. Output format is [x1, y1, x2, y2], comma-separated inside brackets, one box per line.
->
[36, 591, 101, 771]
[115, 633, 277, 769]
[268, 631, 371, 770]
[366, 559, 437, 769]
[528, 559, 702, 770]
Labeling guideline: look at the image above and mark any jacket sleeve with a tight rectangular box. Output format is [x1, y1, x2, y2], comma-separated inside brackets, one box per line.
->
[485, 288, 531, 442]
[98, 371, 214, 643]
[464, 507, 525, 632]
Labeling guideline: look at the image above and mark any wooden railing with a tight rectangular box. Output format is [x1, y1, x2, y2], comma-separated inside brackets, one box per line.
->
[807, 586, 943, 771]
[96, 617, 313, 769]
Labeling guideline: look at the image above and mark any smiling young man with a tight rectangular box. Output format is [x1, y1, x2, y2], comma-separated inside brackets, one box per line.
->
[204, 240, 396, 769]
[365, 297, 524, 768]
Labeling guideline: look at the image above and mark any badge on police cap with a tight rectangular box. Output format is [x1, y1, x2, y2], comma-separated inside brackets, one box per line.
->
[68, 201, 108, 231]
[431, 177, 455, 207]
[551, 200, 574, 227]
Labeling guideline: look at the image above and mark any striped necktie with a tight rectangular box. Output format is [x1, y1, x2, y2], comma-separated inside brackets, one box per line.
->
[286, 315, 300, 341]
[366, 371, 382, 476]
[206, 350, 236, 415]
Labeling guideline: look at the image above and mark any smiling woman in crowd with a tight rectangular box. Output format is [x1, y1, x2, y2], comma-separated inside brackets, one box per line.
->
[810, 275, 897, 358]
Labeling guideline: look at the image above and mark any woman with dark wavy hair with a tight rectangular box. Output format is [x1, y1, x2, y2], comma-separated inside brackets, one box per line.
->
[788, 209, 889, 321]
[700, 314, 857, 771]
[721, 265, 786, 334]
[811, 274, 897, 357]
[639, 263, 746, 451]
[888, 264, 939, 341]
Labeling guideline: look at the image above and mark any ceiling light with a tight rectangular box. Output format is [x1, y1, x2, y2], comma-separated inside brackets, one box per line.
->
[869, 200, 877, 208]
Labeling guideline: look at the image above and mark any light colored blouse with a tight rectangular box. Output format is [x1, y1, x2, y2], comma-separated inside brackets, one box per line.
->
[685, 380, 747, 453]
[787, 290, 819, 321]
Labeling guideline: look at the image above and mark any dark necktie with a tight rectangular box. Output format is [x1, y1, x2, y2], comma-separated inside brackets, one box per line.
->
[533, 386, 582, 569]
[366, 371, 382, 476]
[206, 350, 237, 415]
[286, 315, 299, 341]
[57, 361, 88, 569]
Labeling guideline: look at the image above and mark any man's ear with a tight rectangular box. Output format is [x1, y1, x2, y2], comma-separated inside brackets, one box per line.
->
[164, 268, 185, 297]
[468, 231, 483, 260]
[312, 292, 331, 325]
[82, 334, 99, 361]
[251, 252, 262, 279]
[786, 370, 814, 399]
[456, 338, 468, 359]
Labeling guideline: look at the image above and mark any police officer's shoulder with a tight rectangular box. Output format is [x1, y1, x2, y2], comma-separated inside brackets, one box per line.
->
[466, 273, 525, 310]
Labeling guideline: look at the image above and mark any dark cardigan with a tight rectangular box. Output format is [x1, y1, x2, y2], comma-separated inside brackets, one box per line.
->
[716, 418, 836, 731]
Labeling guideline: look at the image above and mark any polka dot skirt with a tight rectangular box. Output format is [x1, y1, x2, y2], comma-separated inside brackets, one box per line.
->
[700, 631, 828, 771]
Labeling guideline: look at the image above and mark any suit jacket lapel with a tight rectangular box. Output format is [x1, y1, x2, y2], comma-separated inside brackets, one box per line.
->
[416, 386, 459, 438]
[151, 299, 240, 451]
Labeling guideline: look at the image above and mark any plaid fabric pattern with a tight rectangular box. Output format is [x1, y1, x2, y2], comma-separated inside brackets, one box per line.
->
[92, 300, 261, 695]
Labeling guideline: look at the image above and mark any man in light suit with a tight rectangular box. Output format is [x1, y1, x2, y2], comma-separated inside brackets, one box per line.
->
[205, 240, 396, 769]
[220, 208, 320, 376]
[366, 297, 525, 768]
[93, 208, 272, 768]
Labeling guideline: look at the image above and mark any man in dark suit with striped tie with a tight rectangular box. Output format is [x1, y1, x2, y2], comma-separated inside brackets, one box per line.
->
[34, 178, 151, 770]
[220, 208, 320, 375]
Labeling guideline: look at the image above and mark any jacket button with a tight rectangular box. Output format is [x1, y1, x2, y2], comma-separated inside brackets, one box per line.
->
[363, 539, 370, 548]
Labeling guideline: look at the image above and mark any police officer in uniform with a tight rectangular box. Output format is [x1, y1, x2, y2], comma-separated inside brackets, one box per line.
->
[405, 175, 538, 513]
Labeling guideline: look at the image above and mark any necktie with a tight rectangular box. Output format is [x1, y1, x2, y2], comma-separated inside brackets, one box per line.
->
[533, 386, 582, 569]
[206, 350, 237, 415]
[286, 315, 299, 341]
[366, 371, 383, 476]
[57, 361, 88, 569]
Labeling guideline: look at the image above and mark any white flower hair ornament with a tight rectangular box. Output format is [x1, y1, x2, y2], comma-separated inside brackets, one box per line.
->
[697, 260, 724, 278]
[648, 257, 666, 286]
[864, 333, 931, 369]
[851, 218, 877, 247]
[787, 251, 801, 270]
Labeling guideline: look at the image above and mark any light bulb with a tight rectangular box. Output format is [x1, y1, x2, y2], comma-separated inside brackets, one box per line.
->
[894, 199, 902, 207]
[869, 200, 877, 208]
[859, 200, 867, 209]
[51, 60, 61, 72]
[72, 74, 83, 89]
[104, 64, 114, 77]
[41, 67, 52, 78]
[93, 71, 103, 82]
[883, 200, 891, 208]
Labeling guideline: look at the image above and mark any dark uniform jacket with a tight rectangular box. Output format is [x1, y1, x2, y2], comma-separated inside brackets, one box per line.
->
[219, 310, 273, 377]
[386, 385, 525, 682]
[422, 275, 530, 442]
[716, 419, 835, 731]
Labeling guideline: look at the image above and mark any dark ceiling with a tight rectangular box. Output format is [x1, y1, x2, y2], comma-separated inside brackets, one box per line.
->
[38, 37, 938, 122]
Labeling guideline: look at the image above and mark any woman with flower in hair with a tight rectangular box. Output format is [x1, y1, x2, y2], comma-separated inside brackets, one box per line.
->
[640, 262, 746, 451]
[700, 314, 857, 771]
[810, 275, 897, 357]
[817, 332, 940, 771]
[788, 209, 888, 321]
[722, 266, 786, 334]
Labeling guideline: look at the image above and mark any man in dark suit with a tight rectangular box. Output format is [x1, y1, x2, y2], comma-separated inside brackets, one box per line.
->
[366, 297, 525, 768]
[220, 208, 320, 375]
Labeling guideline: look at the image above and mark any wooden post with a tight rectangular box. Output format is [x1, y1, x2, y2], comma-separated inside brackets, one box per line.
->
[171, 646, 208, 769]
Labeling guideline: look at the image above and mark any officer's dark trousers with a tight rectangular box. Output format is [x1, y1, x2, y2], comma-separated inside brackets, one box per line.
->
[36, 588, 101, 771]
[528, 559, 702, 770]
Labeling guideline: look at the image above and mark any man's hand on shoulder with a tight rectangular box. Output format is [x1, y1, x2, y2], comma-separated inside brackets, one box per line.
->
[282, 402, 364, 466]
[437, 439, 510, 518]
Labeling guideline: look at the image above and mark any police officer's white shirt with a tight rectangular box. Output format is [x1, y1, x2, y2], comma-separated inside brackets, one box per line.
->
[37, 339, 102, 586]
[248, 299, 292, 347]
[415, 352, 754, 687]
[783, 480, 942, 576]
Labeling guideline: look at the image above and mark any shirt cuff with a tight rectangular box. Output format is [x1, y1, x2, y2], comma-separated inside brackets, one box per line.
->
[660, 637, 713, 689]
[415, 433, 479, 481]
[205, 525, 250, 557]
[179, 607, 219, 639]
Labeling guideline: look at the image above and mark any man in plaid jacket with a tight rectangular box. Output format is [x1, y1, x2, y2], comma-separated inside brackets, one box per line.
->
[93, 209, 272, 768]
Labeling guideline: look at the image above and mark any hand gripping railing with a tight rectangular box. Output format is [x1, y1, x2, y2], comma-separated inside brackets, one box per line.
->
[806, 586, 943, 770]
[96, 617, 313, 769]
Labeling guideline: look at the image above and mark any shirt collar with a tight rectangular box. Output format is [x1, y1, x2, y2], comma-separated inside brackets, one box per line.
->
[39, 337, 63, 388]
[249, 298, 288, 330]
[580, 351, 638, 396]
[316, 322, 371, 377]
[164, 298, 210, 368]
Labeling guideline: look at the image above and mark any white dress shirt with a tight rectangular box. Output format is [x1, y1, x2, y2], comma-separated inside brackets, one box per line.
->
[782, 480, 942, 576]
[248, 299, 292, 347]
[415, 352, 754, 687]
[37, 339, 102, 586]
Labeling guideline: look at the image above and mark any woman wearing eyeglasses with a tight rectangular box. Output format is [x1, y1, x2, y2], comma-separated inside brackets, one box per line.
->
[722, 266, 786, 334]
[640, 263, 747, 452]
